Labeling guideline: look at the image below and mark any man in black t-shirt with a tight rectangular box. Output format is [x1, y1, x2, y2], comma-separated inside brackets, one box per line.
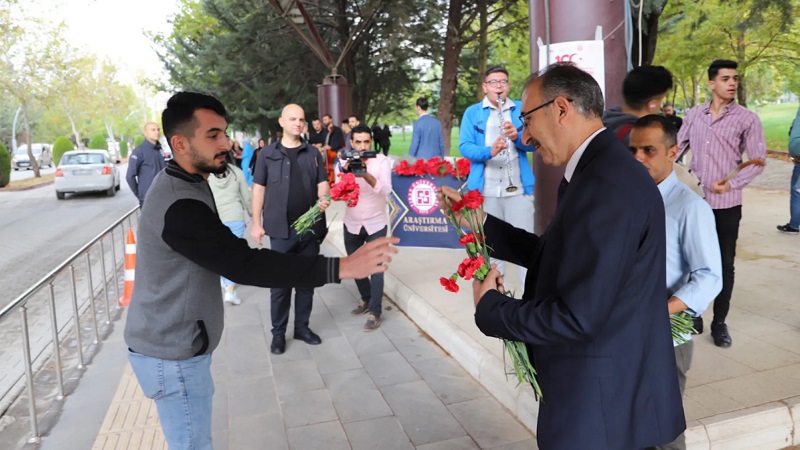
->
[251, 104, 331, 355]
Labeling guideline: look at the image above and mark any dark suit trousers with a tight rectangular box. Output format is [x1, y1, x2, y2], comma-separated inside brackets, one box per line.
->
[269, 230, 320, 336]
[712, 206, 742, 324]
[343, 226, 387, 316]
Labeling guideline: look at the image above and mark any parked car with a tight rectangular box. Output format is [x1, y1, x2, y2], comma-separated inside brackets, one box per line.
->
[54, 150, 120, 199]
[12, 143, 53, 170]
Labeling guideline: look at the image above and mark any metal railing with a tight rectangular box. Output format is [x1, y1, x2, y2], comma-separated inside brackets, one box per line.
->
[0, 207, 139, 444]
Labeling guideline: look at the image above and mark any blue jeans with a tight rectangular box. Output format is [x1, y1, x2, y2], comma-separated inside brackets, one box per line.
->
[128, 350, 214, 450]
[221, 221, 246, 288]
[789, 162, 800, 229]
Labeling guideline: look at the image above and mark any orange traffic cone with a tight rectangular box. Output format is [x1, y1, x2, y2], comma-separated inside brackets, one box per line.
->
[118, 228, 136, 306]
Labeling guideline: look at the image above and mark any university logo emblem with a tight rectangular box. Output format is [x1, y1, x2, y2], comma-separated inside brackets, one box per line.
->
[407, 179, 438, 215]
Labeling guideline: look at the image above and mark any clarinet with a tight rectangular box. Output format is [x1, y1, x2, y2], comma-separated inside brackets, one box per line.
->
[497, 94, 518, 193]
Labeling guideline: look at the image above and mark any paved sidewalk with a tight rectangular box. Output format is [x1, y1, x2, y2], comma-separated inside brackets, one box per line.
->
[19, 157, 800, 449]
[38, 243, 536, 450]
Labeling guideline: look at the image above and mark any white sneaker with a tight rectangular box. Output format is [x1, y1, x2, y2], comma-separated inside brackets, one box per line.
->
[230, 289, 241, 305]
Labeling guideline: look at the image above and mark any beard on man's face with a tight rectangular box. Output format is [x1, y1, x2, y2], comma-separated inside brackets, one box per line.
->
[190, 148, 229, 175]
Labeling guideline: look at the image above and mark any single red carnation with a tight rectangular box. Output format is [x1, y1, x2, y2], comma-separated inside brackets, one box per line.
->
[394, 160, 411, 176]
[462, 190, 484, 209]
[454, 158, 471, 178]
[440, 276, 459, 293]
[459, 233, 477, 246]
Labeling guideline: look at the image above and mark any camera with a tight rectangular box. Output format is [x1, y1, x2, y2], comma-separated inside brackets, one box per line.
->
[341, 149, 377, 175]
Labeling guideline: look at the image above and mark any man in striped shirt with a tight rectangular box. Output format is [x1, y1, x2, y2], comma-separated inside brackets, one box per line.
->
[677, 59, 766, 348]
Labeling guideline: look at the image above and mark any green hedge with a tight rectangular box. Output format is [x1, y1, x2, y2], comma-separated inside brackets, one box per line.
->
[52, 136, 74, 166]
[0, 142, 10, 188]
[133, 135, 145, 148]
[88, 134, 106, 150]
[89, 134, 108, 150]
[120, 140, 129, 158]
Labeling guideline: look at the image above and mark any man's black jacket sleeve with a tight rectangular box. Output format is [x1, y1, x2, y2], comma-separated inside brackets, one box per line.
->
[162, 199, 340, 287]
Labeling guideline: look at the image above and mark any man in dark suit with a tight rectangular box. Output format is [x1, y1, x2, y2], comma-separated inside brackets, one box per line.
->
[442, 63, 685, 449]
[408, 97, 445, 159]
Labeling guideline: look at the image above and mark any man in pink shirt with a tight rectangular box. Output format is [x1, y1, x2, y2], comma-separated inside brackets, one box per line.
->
[336, 124, 392, 331]
[677, 59, 766, 348]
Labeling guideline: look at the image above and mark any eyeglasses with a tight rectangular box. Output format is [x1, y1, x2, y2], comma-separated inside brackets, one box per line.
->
[485, 79, 509, 87]
[518, 98, 573, 129]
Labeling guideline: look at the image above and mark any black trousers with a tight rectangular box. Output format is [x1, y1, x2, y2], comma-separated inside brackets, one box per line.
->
[268, 230, 320, 336]
[712, 206, 742, 324]
[343, 225, 387, 316]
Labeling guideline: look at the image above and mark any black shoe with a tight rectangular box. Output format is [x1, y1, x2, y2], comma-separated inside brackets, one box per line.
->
[270, 335, 286, 355]
[293, 328, 322, 345]
[711, 322, 732, 348]
[691, 316, 704, 335]
[351, 301, 369, 316]
[777, 223, 800, 234]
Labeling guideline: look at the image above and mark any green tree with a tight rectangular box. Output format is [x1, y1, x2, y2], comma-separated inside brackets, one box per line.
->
[0, 141, 10, 187]
[437, 0, 521, 153]
[52, 135, 74, 165]
[0, 1, 70, 177]
[134, 135, 145, 148]
[154, 0, 441, 132]
[119, 139, 129, 158]
[88, 134, 106, 150]
[655, 0, 798, 108]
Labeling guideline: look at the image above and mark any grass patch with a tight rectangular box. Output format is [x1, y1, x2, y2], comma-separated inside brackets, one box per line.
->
[0, 174, 55, 191]
[754, 103, 797, 151]
[387, 127, 463, 158]
[384, 104, 799, 157]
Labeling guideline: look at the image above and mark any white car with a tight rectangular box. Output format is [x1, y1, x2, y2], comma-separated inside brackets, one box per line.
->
[12, 143, 53, 170]
[54, 150, 121, 200]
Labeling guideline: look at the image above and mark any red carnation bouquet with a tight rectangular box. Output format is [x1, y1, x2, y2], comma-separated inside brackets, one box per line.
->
[394, 156, 470, 178]
[438, 164, 542, 399]
[293, 172, 360, 236]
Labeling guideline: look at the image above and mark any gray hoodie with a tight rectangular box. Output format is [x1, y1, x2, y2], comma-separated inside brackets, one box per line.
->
[207, 165, 252, 223]
[602, 106, 638, 146]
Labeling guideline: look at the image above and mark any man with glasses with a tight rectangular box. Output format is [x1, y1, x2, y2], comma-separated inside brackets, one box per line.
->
[251, 104, 330, 355]
[443, 63, 686, 449]
[458, 65, 536, 289]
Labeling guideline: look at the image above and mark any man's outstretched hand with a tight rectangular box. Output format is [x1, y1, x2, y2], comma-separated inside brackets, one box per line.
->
[339, 236, 400, 279]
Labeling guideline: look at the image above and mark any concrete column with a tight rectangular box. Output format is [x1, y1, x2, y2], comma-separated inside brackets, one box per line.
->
[317, 75, 352, 125]
[528, 0, 627, 233]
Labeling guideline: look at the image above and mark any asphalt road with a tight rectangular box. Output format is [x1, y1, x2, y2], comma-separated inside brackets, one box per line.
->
[0, 163, 138, 310]
[9, 166, 55, 182]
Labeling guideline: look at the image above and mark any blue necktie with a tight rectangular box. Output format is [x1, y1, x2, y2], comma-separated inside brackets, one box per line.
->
[557, 177, 569, 205]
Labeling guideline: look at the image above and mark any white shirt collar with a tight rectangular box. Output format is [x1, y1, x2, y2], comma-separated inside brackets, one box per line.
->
[481, 96, 513, 112]
[564, 127, 605, 182]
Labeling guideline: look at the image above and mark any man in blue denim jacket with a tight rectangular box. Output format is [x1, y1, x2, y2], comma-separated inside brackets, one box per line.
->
[459, 66, 536, 284]
[776, 105, 800, 234]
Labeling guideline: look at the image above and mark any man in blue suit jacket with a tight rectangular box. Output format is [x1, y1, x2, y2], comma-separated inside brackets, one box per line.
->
[445, 63, 685, 449]
[408, 98, 445, 159]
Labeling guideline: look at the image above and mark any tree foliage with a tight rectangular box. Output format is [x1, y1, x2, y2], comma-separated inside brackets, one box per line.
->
[655, 0, 799, 108]
[154, 0, 442, 133]
[119, 139, 129, 158]
[437, 0, 523, 153]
